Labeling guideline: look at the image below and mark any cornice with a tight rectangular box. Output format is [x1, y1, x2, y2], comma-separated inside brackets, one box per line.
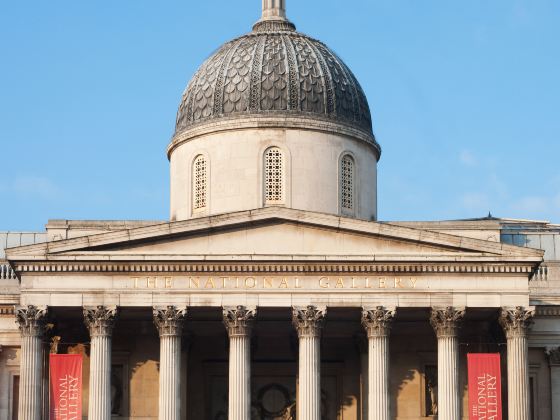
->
[0, 305, 15, 316]
[12, 261, 535, 275]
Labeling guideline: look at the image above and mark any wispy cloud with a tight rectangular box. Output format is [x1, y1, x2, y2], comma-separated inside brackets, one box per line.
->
[11, 176, 62, 199]
[459, 150, 478, 167]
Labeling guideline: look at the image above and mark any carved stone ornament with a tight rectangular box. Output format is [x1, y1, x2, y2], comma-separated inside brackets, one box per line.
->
[499, 307, 535, 339]
[430, 307, 466, 338]
[292, 305, 326, 338]
[223, 306, 257, 337]
[15, 305, 48, 337]
[546, 347, 560, 366]
[361, 306, 396, 338]
[83, 306, 118, 337]
[153, 306, 188, 337]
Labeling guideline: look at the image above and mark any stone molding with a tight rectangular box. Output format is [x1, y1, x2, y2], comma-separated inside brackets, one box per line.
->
[153, 306, 188, 337]
[223, 306, 256, 337]
[15, 305, 48, 337]
[13, 262, 536, 275]
[361, 306, 396, 338]
[0, 305, 15, 316]
[430, 307, 466, 338]
[546, 347, 560, 366]
[499, 306, 535, 339]
[292, 305, 326, 338]
[83, 306, 118, 337]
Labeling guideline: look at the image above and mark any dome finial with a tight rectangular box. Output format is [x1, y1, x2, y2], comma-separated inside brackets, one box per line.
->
[262, 0, 286, 20]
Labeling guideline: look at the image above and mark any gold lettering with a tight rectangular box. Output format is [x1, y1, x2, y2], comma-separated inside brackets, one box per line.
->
[279, 278, 289, 289]
[335, 278, 345, 289]
[235, 277, 240, 289]
[189, 277, 200, 289]
[410, 277, 417, 289]
[394, 278, 404, 288]
[319, 277, 330, 289]
[221, 277, 228, 288]
[263, 278, 273, 288]
[165, 277, 173, 289]
[204, 278, 215, 289]
[351, 277, 357, 289]
[147, 277, 156, 289]
[133, 277, 140, 288]
[365, 277, 371, 289]
[295, 277, 302, 289]
[245, 277, 256, 289]
[379, 277, 387, 288]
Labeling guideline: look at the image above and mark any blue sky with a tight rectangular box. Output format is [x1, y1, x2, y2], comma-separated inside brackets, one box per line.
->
[0, 0, 559, 230]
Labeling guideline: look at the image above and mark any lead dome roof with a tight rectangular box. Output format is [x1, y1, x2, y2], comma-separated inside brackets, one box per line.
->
[174, 7, 377, 149]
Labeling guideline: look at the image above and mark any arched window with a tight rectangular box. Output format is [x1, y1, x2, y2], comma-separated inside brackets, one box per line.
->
[192, 154, 208, 212]
[340, 154, 355, 212]
[264, 147, 284, 204]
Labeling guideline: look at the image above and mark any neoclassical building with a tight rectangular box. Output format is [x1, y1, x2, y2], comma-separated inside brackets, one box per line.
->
[1, 1, 559, 420]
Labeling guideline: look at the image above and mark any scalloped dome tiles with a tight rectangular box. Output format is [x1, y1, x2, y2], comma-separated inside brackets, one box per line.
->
[175, 21, 374, 140]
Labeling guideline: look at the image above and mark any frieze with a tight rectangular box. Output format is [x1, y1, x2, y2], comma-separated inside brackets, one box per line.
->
[13, 262, 535, 275]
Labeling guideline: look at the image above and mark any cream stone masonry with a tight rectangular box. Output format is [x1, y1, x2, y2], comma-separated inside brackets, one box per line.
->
[292, 306, 325, 420]
[361, 306, 395, 420]
[15, 305, 47, 420]
[499, 306, 534, 420]
[84, 306, 118, 420]
[223, 306, 256, 420]
[430, 307, 465, 420]
[153, 306, 187, 420]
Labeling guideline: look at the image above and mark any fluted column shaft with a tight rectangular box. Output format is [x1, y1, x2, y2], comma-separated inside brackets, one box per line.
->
[223, 306, 256, 420]
[546, 347, 560, 420]
[16, 306, 47, 420]
[84, 306, 118, 420]
[154, 306, 187, 420]
[362, 307, 395, 420]
[293, 306, 325, 420]
[430, 307, 465, 420]
[500, 307, 534, 420]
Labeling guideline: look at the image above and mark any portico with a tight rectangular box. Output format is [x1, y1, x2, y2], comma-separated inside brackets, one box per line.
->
[6, 208, 543, 420]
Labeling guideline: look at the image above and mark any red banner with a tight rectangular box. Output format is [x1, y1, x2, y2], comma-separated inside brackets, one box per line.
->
[467, 353, 502, 420]
[49, 354, 83, 420]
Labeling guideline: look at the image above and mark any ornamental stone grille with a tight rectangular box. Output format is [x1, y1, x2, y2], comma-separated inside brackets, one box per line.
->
[341, 155, 354, 211]
[264, 147, 284, 203]
[193, 155, 208, 211]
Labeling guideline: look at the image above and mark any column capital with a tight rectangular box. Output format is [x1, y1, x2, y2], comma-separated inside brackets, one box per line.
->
[546, 346, 560, 366]
[361, 306, 396, 337]
[223, 305, 256, 337]
[292, 305, 326, 338]
[499, 306, 534, 339]
[430, 306, 465, 338]
[83, 306, 118, 337]
[153, 306, 187, 337]
[15, 305, 48, 337]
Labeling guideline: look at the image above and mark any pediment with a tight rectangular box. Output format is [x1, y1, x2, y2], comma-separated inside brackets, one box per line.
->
[6, 208, 543, 263]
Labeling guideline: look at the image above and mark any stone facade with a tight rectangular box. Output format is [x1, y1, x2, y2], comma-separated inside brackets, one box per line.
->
[1, 1, 559, 420]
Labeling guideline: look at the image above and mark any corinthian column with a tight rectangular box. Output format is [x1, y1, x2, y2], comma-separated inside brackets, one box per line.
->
[223, 306, 256, 420]
[153, 306, 187, 420]
[16, 305, 48, 420]
[499, 306, 534, 420]
[546, 346, 560, 420]
[84, 306, 118, 420]
[362, 307, 396, 420]
[430, 307, 465, 420]
[292, 305, 326, 420]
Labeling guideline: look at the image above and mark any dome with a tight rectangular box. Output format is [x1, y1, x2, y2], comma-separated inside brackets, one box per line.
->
[174, 8, 378, 153]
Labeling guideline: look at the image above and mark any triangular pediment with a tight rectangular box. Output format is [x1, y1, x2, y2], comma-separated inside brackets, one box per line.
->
[6, 208, 543, 263]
